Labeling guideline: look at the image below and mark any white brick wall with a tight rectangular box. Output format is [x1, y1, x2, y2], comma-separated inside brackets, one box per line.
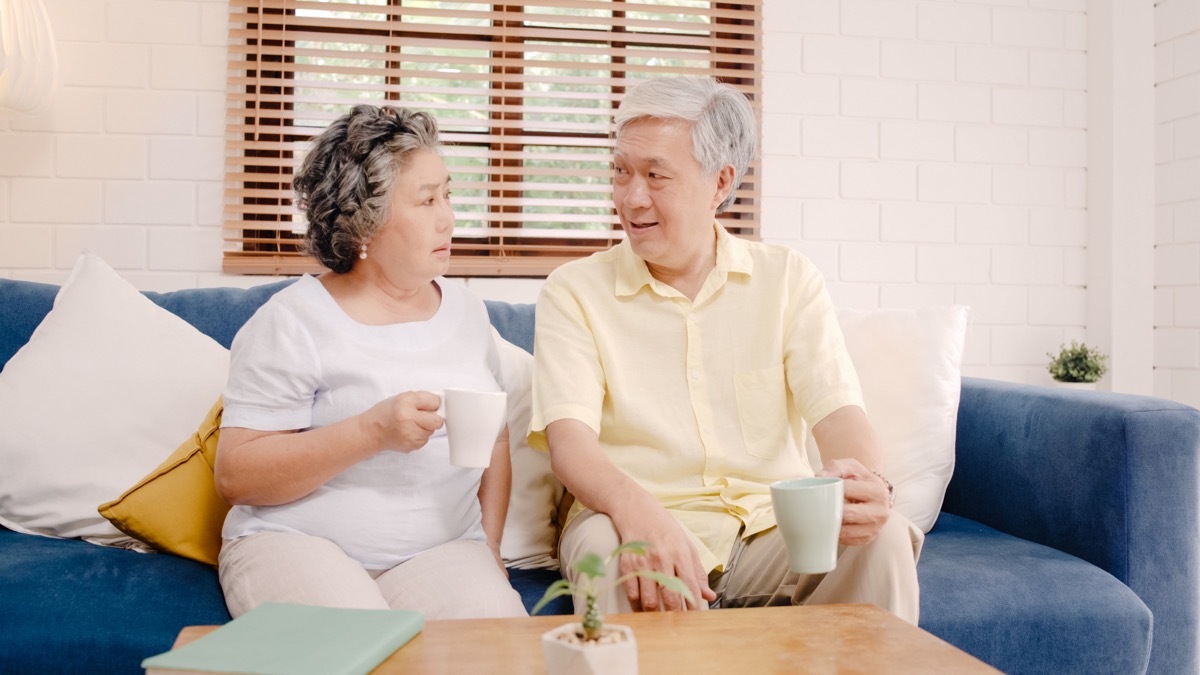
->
[1156, 0, 1200, 408]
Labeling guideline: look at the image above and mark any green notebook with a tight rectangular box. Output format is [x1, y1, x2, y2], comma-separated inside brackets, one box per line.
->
[142, 603, 424, 675]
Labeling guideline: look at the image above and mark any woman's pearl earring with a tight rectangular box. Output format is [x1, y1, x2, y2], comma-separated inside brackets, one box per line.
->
[359, 243, 368, 260]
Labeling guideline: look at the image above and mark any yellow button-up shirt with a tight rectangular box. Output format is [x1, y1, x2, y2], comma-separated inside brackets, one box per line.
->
[529, 225, 863, 573]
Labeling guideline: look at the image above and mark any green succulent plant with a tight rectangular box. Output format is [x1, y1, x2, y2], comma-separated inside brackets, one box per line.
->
[1047, 341, 1109, 383]
[532, 541, 695, 641]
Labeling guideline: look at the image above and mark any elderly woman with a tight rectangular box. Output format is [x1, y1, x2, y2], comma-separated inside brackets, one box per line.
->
[214, 104, 527, 620]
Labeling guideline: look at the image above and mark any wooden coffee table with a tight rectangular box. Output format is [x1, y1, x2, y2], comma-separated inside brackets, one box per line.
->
[158, 604, 998, 673]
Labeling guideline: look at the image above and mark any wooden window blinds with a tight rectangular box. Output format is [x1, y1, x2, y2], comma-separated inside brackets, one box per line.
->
[224, 0, 762, 277]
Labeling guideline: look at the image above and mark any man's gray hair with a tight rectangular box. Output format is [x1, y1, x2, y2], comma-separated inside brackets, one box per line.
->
[614, 76, 757, 213]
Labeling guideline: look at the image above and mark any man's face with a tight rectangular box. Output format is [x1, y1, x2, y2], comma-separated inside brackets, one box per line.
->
[612, 118, 732, 275]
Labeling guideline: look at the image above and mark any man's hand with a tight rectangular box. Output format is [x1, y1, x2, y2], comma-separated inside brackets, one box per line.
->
[817, 458, 891, 546]
[613, 503, 716, 612]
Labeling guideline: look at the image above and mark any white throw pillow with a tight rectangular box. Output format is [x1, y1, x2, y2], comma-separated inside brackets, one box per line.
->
[0, 253, 230, 544]
[807, 306, 970, 533]
[494, 329, 563, 569]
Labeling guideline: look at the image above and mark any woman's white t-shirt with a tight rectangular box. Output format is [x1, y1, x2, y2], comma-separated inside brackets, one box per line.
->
[220, 275, 503, 570]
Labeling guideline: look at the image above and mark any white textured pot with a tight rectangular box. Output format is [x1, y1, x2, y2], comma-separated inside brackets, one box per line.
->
[1053, 381, 1097, 391]
[541, 623, 638, 675]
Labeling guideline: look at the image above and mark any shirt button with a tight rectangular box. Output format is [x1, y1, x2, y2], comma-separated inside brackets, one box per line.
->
[690, 369, 701, 380]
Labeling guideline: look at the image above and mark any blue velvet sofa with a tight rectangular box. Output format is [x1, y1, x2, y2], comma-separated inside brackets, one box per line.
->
[2, 277, 1197, 675]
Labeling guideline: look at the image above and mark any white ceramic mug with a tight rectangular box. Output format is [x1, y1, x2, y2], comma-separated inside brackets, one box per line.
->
[769, 477, 844, 574]
[443, 388, 507, 468]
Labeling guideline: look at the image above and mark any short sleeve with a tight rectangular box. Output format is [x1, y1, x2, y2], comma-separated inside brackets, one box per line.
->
[221, 301, 321, 431]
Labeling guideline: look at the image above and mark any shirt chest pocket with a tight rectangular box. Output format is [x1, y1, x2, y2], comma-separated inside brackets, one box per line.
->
[734, 365, 789, 459]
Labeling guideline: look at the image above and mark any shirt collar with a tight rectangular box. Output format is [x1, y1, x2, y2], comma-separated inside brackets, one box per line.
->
[614, 223, 754, 299]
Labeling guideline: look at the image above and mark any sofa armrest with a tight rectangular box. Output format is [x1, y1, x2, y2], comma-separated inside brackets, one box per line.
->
[946, 376, 1200, 675]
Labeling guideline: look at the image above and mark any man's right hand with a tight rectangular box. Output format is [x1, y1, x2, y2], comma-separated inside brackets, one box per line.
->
[613, 500, 716, 612]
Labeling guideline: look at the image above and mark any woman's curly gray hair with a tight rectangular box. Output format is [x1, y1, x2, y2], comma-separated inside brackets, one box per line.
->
[293, 104, 440, 273]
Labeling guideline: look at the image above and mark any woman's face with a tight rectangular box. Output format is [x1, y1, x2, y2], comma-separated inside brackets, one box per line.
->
[366, 148, 455, 285]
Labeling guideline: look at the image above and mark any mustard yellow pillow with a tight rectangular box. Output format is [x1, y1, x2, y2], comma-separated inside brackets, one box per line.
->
[98, 398, 228, 566]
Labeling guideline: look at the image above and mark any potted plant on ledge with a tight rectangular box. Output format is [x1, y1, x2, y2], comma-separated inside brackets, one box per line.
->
[533, 541, 695, 675]
[1047, 340, 1109, 390]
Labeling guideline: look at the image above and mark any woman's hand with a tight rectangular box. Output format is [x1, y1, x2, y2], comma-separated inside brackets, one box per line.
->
[359, 391, 444, 453]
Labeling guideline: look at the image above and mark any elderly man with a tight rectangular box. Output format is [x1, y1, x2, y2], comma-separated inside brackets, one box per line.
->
[529, 76, 921, 622]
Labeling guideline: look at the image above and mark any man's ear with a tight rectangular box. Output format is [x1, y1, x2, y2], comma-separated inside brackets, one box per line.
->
[711, 165, 736, 210]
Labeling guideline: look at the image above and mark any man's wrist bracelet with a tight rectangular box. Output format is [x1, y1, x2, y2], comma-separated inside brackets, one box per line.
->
[870, 469, 895, 507]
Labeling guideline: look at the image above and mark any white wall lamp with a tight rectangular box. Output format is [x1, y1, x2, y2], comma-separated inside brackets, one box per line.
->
[0, 0, 58, 113]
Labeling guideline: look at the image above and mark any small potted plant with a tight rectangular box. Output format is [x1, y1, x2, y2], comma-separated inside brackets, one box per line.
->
[533, 541, 695, 675]
[1047, 340, 1109, 389]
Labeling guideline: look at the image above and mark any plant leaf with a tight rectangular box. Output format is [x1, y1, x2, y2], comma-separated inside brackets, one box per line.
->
[573, 552, 606, 580]
[610, 540, 650, 558]
[531, 578, 576, 616]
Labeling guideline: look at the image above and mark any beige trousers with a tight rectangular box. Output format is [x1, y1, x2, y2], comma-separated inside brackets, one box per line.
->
[559, 509, 923, 624]
[219, 532, 527, 620]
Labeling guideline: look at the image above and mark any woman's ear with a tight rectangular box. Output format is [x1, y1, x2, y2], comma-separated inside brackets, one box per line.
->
[711, 164, 736, 210]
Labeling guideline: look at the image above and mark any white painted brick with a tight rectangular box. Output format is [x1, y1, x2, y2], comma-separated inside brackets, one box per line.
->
[150, 137, 224, 181]
[1029, 128, 1087, 167]
[916, 245, 990, 283]
[994, 89, 1063, 126]
[107, 0, 200, 45]
[196, 273, 290, 290]
[765, 0, 838, 34]
[1029, 287, 1086, 325]
[882, 41, 954, 81]
[990, 326, 1066, 366]
[1175, 286, 1200, 327]
[59, 43, 149, 88]
[1169, 370, 1200, 409]
[880, 284, 956, 309]
[119, 272, 201, 292]
[841, 162, 915, 201]
[148, 226, 223, 271]
[105, 182, 196, 225]
[956, 205, 1029, 244]
[955, 285, 1027, 324]
[804, 36, 880, 77]
[1063, 91, 1087, 129]
[765, 75, 840, 116]
[957, 46, 1028, 86]
[761, 197, 805, 240]
[0, 226, 52, 267]
[765, 33, 802, 75]
[0, 181, 7, 221]
[880, 121, 954, 161]
[1030, 51, 1087, 90]
[0, 135, 54, 176]
[956, 126, 1028, 164]
[1175, 201, 1200, 243]
[56, 136, 146, 180]
[1030, 207, 1087, 246]
[1174, 32, 1200, 78]
[763, 114, 802, 156]
[1063, 248, 1086, 286]
[993, 167, 1064, 206]
[1155, 329, 1200, 367]
[825, 282, 881, 309]
[840, 243, 915, 282]
[917, 3, 990, 44]
[10, 179, 101, 223]
[918, 83, 990, 123]
[803, 200, 879, 241]
[45, 0, 107, 42]
[1157, 0, 1200, 45]
[151, 46, 226, 91]
[198, 182, 224, 227]
[842, 0, 916, 39]
[106, 91, 198, 135]
[1064, 13, 1087, 51]
[1155, 243, 1200, 285]
[881, 202, 955, 242]
[1158, 204, 1177, 245]
[1158, 42, 1177, 84]
[54, 226, 147, 269]
[1154, 369, 1174, 401]
[1156, 74, 1200, 124]
[198, 92, 226, 137]
[843, 80, 917, 119]
[7, 89, 105, 134]
[1173, 115, 1200, 160]
[1157, 287, 1176, 327]
[762, 157, 839, 198]
[993, 9, 1064, 49]
[795, 241, 839, 279]
[1158, 159, 1200, 205]
[803, 118, 878, 158]
[464, 277, 544, 304]
[992, 246, 1064, 285]
[960, 329, 990, 368]
[200, 2, 229, 47]
[917, 164, 991, 203]
[1031, 0, 1086, 10]
[1064, 169, 1087, 209]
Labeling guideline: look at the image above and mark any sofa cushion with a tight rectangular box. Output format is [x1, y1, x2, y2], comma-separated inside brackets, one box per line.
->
[918, 513, 1152, 675]
[0, 253, 230, 544]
